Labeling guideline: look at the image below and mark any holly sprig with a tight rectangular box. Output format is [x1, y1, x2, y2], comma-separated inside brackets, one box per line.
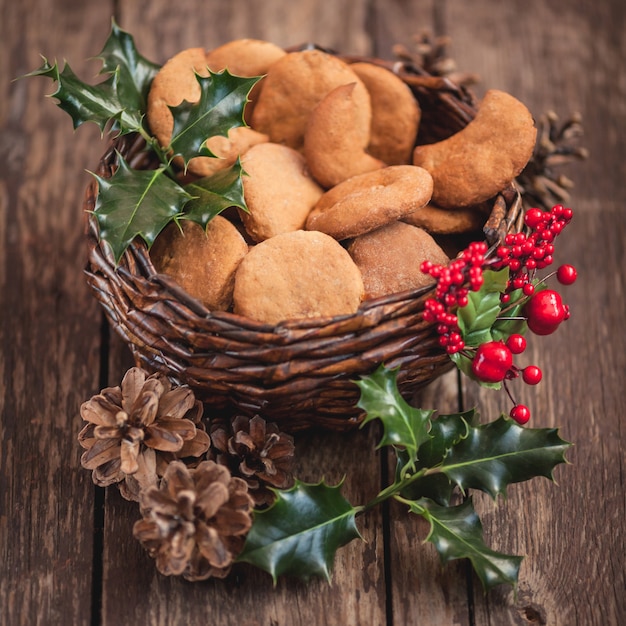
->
[24, 20, 259, 262]
[238, 365, 571, 591]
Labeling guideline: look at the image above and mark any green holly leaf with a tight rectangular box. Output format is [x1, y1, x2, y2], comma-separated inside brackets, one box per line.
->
[97, 19, 160, 123]
[91, 155, 190, 262]
[406, 497, 523, 590]
[169, 70, 261, 166]
[182, 160, 247, 228]
[396, 409, 475, 505]
[457, 268, 509, 347]
[25, 58, 139, 133]
[356, 364, 433, 462]
[237, 479, 362, 583]
[439, 415, 572, 499]
[24, 21, 158, 136]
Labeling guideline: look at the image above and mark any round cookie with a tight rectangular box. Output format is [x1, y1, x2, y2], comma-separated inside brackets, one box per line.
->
[239, 143, 324, 242]
[150, 217, 248, 311]
[304, 83, 384, 188]
[233, 230, 364, 324]
[305, 165, 433, 240]
[402, 202, 488, 234]
[250, 49, 371, 151]
[347, 221, 449, 300]
[412, 89, 536, 208]
[350, 61, 421, 165]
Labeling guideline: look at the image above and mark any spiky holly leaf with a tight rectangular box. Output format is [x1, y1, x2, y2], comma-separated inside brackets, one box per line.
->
[439, 415, 571, 499]
[25, 22, 158, 135]
[182, 160, 247, 228]
[396, 410, 475, 505]
[237, 479, 361, 583]
[356, 364, 433, 462]
[406, 497, 522, 591]
[91, 155, 190, 262]
[97, 19, 160, 123]
[169, 70, 261, 166]
[457, 268, 509, 347]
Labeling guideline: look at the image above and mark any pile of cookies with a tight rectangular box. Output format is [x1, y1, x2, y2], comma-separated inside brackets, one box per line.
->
[147, 39, 537, 325]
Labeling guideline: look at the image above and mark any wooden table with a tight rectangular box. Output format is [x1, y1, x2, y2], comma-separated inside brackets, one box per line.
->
[2, 0, 624, 624]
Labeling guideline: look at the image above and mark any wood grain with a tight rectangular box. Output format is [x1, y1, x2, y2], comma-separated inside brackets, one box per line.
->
[0, 0, 114, 624]
[1, 0, 624, 624]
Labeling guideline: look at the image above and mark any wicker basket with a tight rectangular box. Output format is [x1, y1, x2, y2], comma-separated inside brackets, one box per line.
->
[83, 51, 527, 432]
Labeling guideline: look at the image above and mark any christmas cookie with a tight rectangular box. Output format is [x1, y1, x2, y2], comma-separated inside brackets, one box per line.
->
[232, 230, 364, 324]
[347, 221, 449, 299]
[350, 61, 421, 165]
[238, 143, 324, 242]
[304, 83, 384, 188]
[305, 165, 433, 240]
[150, 217, 248, 312]
[402, 202, 489, 234]
[412, 89, 536, 208]
[250, 49, 371, 151]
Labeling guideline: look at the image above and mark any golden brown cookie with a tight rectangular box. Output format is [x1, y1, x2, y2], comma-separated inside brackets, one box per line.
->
[304, 83, 384, 188]
[305, 165, 433, 240]
[347, 221, 449, 299]
[150, 217, 248, 311]
[402, 202, 488, 235]
[350, 61, 421, 165]
[250, 49, 371, 151]
[412, 89, 536, 208]
[233, 230, 364, 324]
[238, 142, 324, 242]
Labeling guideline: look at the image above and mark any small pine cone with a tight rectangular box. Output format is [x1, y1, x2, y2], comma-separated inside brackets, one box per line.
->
[210, 415, 295, 507]
[133, 460, 253, 581]
[78, 367, 210, 501]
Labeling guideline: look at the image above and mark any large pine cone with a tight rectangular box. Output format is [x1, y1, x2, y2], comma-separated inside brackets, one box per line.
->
[133, 460, 253, 581]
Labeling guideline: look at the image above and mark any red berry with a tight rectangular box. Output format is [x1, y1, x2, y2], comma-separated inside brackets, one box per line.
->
[522, 365, 543, 385]
[522, 283, 535, 297]
[471, 341, 513, 383]
[557, 264, 577, 285]
[524, 208, 545, 229]
[510, 404, 531, 424]
[506, 334, 527, 354]
[524, 289, 567, 335]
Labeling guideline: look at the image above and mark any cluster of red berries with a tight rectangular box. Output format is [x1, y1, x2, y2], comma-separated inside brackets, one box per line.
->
[420, 204, 577, 425]
[421, 241, 488, 354]
[492, 204, 574, 301]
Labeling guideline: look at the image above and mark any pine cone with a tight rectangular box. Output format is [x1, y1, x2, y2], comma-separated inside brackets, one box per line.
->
[133, 460, 253, 581]
[210, 415, 295, 507]
[78, 367, 210, 501]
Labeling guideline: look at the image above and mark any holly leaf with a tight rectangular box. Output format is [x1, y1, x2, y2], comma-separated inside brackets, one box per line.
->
[356, 364, 433, 462]
[457, 268, 509, 347]
[25, 58, 142, 133]
[237, 479, 362, 583]
[169, 70, 261, 166]
[97, 19, 160, 123]
[91, 155, 190, 262]
[182, 160, 247, 228]
[406, 497, 523, 591]
[439, 415, 572, 499]
[24, 21, 158, 135]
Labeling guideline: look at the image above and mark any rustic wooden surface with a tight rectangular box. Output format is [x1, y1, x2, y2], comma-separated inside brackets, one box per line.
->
[1, 0, 624, 624]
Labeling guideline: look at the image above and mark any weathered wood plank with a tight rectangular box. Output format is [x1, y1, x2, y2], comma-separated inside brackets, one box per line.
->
[0, 0, 114, 624]
[445, 0, 626, 623]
